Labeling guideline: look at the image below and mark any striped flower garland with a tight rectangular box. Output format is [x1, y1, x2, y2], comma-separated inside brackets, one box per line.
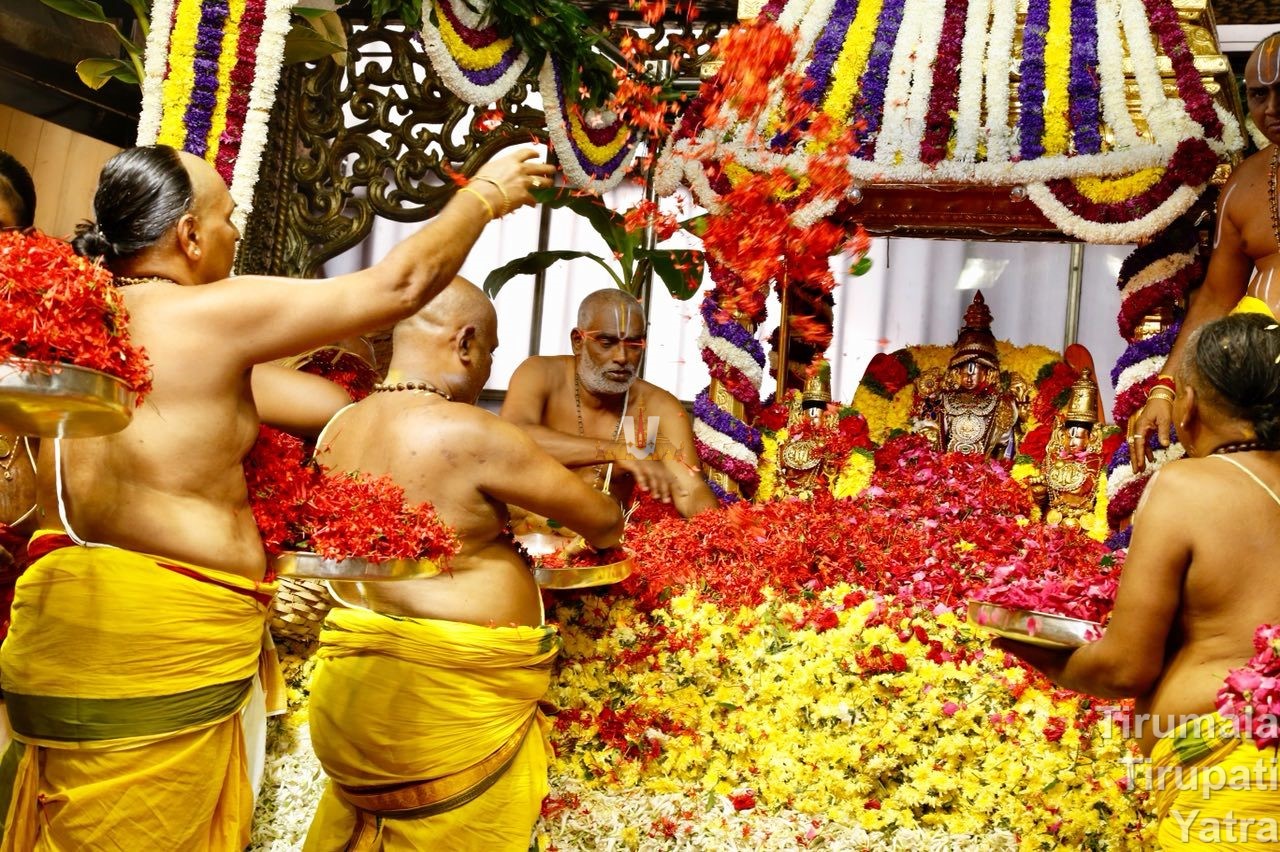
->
[659, 0, 1243, 245]
[538, 57, 641, 193]
[138, 0, 293, 232]
[420, 0, 527, 106]
[1101, 214, 1202, 537]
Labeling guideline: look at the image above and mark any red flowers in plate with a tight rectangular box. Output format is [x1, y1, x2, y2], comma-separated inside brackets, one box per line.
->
[0, 229, 151, 397]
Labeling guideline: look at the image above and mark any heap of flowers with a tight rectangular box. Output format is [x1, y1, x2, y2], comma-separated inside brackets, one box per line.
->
[532, 437, 1148, 849]
[1216, 623, 1280, 749]
[0, 229, 152, 397]
[251, 434, 1151, 849]
[972, 556, 1120, 624]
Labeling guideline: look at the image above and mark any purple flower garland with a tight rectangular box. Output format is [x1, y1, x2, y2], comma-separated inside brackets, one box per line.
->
[802, 0, 861, 106]
[1017, 0, 1050, 161]
[695, 389, 765, 453]
[1067, 0, 1101, 154]
[1109, 323, 1180, 383]
[853, 0, 909, 158]
[701, 297, 767, 368]
[183, 0, 230, 157]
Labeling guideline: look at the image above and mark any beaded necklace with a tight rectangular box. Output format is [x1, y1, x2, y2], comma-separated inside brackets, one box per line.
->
[1210, 440, 1270, 455]
[371, 381, 452, 400]
[1271, 147, 1280, 251]
[574, 372, 628, 491]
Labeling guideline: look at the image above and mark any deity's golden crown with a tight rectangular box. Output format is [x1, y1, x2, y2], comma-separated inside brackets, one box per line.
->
[948, 291, 999, 371]
[1064, 369, 1101, 425]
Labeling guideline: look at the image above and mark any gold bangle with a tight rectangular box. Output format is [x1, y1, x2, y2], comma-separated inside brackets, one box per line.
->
[457, 186, 495, 221]
[1147, 386, 1176, 402]
[474, 177, 511, 216]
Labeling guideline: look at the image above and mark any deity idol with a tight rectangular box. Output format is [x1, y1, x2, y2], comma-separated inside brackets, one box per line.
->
[1030, 369, 1108, 527]
[911, 292, 1027, 457]
[774, 366, 839, 497]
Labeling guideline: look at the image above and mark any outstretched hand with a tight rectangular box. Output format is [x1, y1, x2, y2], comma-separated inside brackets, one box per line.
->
[1128, 396, 1174, 474]
[615, 458, 680, 504]
[472, 149, 558, 215]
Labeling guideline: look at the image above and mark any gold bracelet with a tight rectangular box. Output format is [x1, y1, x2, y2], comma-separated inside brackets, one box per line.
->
[457, 186, 495, 221]
[473, 177, 511, 216]
[1147, 386, 1176, 402]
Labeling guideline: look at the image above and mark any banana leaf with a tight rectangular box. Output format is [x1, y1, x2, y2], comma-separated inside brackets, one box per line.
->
[483, 250, 623, 298]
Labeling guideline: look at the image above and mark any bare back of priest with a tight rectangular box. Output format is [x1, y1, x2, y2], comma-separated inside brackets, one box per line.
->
[304, 278, 622, 851]
[1, 144, 550, 852]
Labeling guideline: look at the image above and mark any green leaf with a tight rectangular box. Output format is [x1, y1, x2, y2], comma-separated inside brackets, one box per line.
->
[282, 22, 346, 64]
[482, 250, 618, 298]
[39, 0, 109, 24]
[75, 57, 137, 89]
[300, 11, 347, 64]
[529, 187, 632, 257]
[679, 214, 709, 237]
[637, 249, 705, 301]
[851, 256, 873, 276]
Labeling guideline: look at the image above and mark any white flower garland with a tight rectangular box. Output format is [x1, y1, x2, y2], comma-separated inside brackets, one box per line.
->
[789, 0, 841, 66]
[1113, 356, 1163, 397]
[952, 0, 993, 162]
[1106, 443, 1184, 502]
[697, 330, 767, 385]
[898, 0, 947, 165]
[695, 419, 760, 466]
[874, 0, 928, 164]
[135, 0, 178, 146]
[537, 58, 638, 193]
[1117, 0, 1192, 147]
[419, 0, 529, 107]
[982, 0, 1018, 163]
[1094, 0, 1141, 147]
[1025, 179, 1205, 244]
[227, 0, 294, 233]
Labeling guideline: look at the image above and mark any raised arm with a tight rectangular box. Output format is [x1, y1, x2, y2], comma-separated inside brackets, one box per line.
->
[251, 363, 352, 439]
[474, 414, 624, 549]
[1130, 175, 1254, 470]
[194, 151, 555, 369]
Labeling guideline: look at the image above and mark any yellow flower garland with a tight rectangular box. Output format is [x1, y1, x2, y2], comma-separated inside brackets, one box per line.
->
[436, 3, 518, 71]
[755, 430, 783, 501]
[1041, 0, 1073, 155]
[156, 0, 202, 148]
[831, 448, 875, 499]
[820, 0, 885, 125]
[1073, 166, 1165, 204]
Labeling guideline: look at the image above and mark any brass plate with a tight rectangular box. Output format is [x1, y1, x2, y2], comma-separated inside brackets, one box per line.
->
[535, 556, 634, 590]
[273, 551, 445, 582]
[967, 600, 1104, 649]
[0, 358, 135, 438]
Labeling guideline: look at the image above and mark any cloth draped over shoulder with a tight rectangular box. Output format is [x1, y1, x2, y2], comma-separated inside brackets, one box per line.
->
[304, 606, 561, 852]
[1151, 711, 1280, 850]
[0, 531, 280, 852]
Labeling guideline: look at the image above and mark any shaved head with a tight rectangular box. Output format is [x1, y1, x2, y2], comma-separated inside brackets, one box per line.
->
[1247, 34, 1280, 88]
[1245, 34, 1280, 147]
[396, 276, 496, 342]
[577, 289, 644, 331]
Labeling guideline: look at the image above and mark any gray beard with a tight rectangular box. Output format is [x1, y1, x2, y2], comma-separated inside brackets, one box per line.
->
[577, 359, 636, 396]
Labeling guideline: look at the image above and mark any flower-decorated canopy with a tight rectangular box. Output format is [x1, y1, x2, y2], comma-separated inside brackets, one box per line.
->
[656, 0, 1244, 243]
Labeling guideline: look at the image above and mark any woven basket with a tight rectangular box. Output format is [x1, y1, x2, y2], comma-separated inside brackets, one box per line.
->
[270, 577, 337, 643]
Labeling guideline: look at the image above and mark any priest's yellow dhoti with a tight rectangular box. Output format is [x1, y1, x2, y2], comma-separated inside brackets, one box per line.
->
[304, 607, 561, 852]
[0, 532, 279, 852]
[1152, 712, 1280, 849]
[1231, 295, 1277, 319]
